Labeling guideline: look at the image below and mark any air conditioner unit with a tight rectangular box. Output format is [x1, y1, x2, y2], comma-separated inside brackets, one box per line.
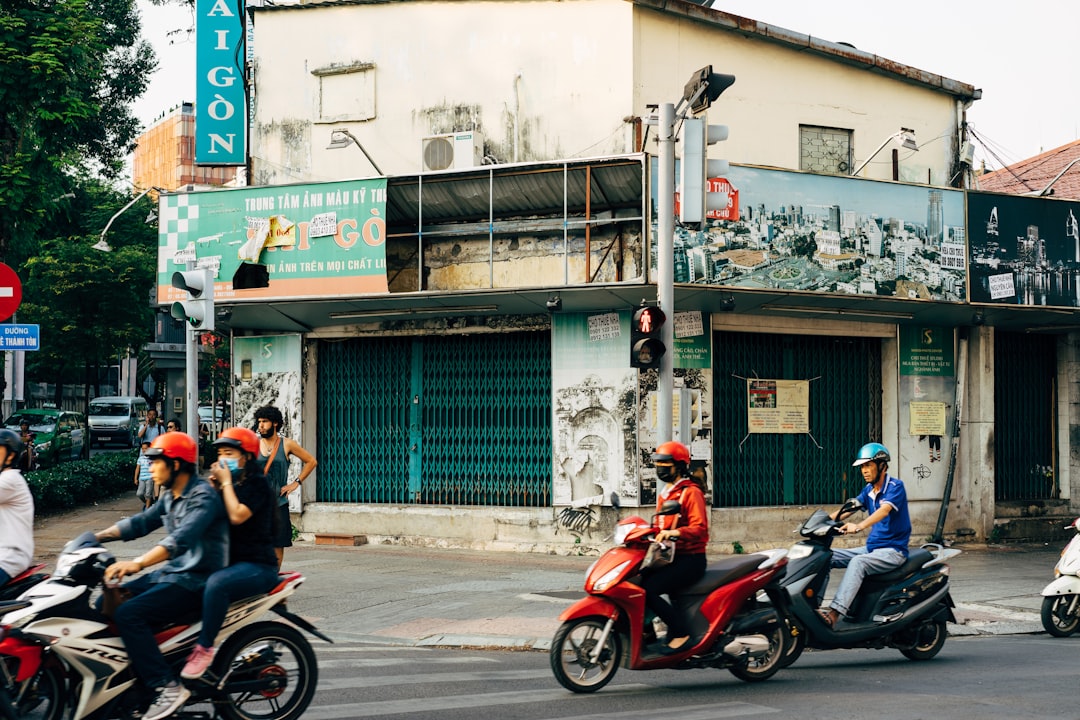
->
[421, 131, 484, 172]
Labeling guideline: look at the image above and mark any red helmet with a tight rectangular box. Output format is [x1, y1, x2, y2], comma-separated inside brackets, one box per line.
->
[213, 427, 260, 456]
[652, 441, 690, 465]
[145, 432, 198, 465]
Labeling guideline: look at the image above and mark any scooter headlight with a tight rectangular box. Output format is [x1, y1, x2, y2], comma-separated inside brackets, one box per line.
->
[590, 560, 631, 593]
[787, 544, 814, 560]
[613, 524, 633, 545]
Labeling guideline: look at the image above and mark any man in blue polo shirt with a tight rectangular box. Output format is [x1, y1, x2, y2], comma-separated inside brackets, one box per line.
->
[820, 442, 911, 627]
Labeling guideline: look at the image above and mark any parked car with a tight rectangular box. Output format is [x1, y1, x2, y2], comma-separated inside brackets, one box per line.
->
[3, 408, 88, 469]
[197, 405, 229, 427]
[87, 396, 148, 448]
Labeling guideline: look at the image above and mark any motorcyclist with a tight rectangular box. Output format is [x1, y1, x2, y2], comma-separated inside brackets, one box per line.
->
[642, 440, 709, 654]
[94, 432, 228, 720]
[821, 442, 911, 628]
[0, 429, 34, 586]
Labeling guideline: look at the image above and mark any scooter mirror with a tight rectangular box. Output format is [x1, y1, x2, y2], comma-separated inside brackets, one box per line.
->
[610, 491, 621, 510]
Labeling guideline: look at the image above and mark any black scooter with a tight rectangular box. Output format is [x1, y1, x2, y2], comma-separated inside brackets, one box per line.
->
[770, 499, 961, 666]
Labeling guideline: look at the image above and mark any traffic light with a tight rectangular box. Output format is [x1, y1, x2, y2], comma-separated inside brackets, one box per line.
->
[679, 116, 730, 225]
[630, 306, 666, 370]
[171, 269, 215, 331]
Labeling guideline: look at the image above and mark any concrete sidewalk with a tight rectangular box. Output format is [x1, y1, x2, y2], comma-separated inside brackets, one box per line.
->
[30, 494, 1059, 650]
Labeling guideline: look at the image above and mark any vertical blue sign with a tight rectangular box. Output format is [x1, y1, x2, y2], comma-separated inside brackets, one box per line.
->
[196, 0, 247, 165]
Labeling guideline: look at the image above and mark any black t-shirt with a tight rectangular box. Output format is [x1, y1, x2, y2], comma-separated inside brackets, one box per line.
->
[230, 472, 278, 567]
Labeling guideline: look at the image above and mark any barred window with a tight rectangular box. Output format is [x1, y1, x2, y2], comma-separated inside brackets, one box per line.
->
[800, 125, 852, 175]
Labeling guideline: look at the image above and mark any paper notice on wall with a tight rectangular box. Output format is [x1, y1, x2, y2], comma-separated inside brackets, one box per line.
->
[587, 312, 621, 342]
[988, 272, 1016, 300]
[308, 211, 338, 239]
[747, 378, 810, 434]
[674, 311, 704, 338]
[909, 401, 947, 436]
[239, 217, 271, 262]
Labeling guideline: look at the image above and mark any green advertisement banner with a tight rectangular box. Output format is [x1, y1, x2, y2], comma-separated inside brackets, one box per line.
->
[899, 326, 954, 376]
[157, 178, 388, 305]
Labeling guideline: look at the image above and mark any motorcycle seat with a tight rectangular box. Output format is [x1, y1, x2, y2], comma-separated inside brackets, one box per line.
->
[866, 548, 933, 583]
[682, 554, 767, 596]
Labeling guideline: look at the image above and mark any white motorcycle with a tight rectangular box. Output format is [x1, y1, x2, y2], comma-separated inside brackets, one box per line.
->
[1041, 517, 1080, 636]
[0, 533, 331, 720]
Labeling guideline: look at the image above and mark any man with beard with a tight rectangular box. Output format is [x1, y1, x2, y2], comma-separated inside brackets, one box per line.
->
[253, 405, 317, 567]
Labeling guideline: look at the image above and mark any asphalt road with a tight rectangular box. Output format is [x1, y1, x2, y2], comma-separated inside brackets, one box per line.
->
[291, 635, 1080, 720]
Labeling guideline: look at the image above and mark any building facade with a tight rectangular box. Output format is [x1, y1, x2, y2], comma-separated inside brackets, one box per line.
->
[156, 0, 1080, 552]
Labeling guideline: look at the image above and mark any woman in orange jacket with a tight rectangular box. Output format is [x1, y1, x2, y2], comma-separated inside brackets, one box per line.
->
[641, 440, 709, 654]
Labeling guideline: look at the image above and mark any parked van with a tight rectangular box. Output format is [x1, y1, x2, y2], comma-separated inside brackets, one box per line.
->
[87, 396, 148, 448]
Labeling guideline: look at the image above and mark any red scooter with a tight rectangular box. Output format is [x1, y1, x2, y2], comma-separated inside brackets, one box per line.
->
[0, 563, 48, 601]
[550, 499, 789, 693]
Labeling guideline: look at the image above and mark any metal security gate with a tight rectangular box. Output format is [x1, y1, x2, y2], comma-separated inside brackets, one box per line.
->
[713, 331, 882, 507]
[316, 332, 552, 506]
[995, 332, 1056, 500]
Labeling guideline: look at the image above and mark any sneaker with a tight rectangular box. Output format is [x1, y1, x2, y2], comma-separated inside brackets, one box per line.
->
[143, 681, 190, 720]
[180, 644, 216, 680]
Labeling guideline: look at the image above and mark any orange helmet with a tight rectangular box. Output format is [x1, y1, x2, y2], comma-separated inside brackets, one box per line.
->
[213, 427, 260, 456]
[145, 432, 198, 465]
[652, 441, 690, 465]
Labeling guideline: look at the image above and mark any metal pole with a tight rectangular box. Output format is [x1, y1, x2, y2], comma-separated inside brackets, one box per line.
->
[657, 102, 675, 445]
[184, 261, 199, 466]
[932, 328, 968, 544]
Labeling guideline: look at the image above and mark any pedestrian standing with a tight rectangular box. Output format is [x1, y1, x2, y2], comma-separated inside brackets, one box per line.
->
[138, 408, 166, 443]
[133, 439, 154, 509]
[254, 405, 316, 568]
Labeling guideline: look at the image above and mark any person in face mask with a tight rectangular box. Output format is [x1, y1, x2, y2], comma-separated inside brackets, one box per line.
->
[180, 427, 280, 681]
[641, 441, 710, 655]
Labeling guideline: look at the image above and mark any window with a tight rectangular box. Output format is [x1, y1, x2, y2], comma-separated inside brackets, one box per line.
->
[800, 125, 853, 175]
[313, 63, 376, 123]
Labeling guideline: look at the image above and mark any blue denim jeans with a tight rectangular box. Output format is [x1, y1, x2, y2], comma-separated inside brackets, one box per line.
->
[198, 562, 280, 648]
[114, 575, 203, 688]
[0, 568, 10, 586]
[828, 546, 905, 617]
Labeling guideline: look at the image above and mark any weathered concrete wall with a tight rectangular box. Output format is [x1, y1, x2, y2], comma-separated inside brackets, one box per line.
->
[296, 498, 975, 555]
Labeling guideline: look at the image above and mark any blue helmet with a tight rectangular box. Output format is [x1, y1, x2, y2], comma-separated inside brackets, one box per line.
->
[853, 442, 890, 467]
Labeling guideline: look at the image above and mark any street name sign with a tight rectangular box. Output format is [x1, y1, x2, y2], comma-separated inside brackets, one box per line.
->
[0, 324, 40, 351]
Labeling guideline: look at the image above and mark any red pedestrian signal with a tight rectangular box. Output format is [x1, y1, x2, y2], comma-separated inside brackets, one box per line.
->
[631, 306, 666, 369]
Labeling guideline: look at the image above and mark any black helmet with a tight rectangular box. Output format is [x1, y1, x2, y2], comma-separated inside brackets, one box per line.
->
[0, 428, 25, 457]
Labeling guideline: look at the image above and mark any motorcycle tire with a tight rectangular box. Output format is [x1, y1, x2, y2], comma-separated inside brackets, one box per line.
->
[898, 620, 947, 661]
[777, 619, 806, 669]
[550, 617, 621, 693]
[212, 621, 318, 720]
[1041, 594, 1080, 637]
[728, 621, 788, 682]
[1, 664, 66, 720]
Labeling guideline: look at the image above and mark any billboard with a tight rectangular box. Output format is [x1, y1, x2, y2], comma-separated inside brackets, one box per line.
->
[652, 163, 967, 302]
[967, 191, 1080, 307]
[156, 178, 389, 304]
[196, 0, 247, 164]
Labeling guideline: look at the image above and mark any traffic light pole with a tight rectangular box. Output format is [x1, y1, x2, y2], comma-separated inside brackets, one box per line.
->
[656, 102, 675, 446]
[183, 262, 200, 467]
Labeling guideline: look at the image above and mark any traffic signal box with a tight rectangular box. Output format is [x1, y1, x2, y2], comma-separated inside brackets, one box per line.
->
[630, 306, 666, 369]
[171, 269, 215, 331]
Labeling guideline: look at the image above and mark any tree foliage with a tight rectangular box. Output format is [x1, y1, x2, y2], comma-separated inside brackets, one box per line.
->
[19, 178, 158, 406]
[0, 0, 156, 262]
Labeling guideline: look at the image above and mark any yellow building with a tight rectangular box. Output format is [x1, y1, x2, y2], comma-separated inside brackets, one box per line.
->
[132, 102, 240, 193]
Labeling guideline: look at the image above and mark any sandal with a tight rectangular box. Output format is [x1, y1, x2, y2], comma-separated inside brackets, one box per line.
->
[818, 608, 839, 628]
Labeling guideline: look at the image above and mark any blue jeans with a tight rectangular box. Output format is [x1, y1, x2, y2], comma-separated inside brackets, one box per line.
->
[198, 562, 280, 648]
[114, 575, 203, 688]
[828, 546, 906, 617]
[0, 568, 10, 586]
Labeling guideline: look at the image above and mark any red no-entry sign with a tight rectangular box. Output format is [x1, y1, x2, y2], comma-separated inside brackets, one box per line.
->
[0, 263, 23, 322]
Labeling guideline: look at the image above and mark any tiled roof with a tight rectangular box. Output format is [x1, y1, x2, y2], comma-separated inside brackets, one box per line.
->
[976, 139, 1080, 200]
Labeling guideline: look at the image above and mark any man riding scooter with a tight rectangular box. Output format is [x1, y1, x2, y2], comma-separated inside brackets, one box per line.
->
[820, 442, 911, 628]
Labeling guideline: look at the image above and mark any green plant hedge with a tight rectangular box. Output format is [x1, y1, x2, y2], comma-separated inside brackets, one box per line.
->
[26, 450, 138, 515]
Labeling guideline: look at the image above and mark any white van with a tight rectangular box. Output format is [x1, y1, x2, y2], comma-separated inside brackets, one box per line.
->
[87, 396, 149, 448]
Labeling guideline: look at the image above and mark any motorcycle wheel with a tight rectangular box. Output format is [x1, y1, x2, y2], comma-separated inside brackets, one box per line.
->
[1041, 594, 1080, 637]
[777, 620, 806, 669]
[212, 622, 318, 720]
[728, 621, 788, 682]
[550, 617, 621, 693]
[898, 620, 947, 660]
[3, 665, 66, 720]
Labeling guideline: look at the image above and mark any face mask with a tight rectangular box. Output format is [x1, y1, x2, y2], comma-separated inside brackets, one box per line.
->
[656, 465, 676, 483]
[221, 457, 241, 473]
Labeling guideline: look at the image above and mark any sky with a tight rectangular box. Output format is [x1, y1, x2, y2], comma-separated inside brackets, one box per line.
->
[133, 0, 1079, 172]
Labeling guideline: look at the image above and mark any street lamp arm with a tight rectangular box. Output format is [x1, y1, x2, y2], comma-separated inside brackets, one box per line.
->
[96, 186, 165, 252]
[339, 129, 383, 175]
[1026, 156, 1080, 197]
